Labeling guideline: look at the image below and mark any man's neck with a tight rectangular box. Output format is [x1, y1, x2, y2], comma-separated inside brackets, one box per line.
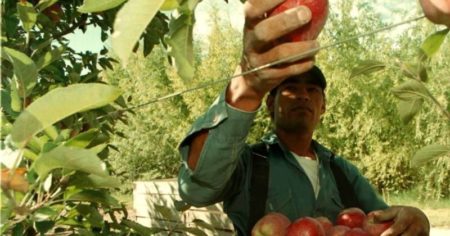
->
[275, 129, 315, 159]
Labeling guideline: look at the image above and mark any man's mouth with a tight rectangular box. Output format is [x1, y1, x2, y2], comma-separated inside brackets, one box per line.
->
[290, 105, 313, 113]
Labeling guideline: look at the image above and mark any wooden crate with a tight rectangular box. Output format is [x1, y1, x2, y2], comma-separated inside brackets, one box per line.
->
[133, 179, 235, 235]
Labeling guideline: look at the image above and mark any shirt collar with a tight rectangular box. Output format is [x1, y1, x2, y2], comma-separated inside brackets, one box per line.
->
[260, 132, 334, 162]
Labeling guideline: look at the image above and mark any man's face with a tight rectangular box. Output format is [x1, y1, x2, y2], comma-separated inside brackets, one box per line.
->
[267, 75, 326, 133]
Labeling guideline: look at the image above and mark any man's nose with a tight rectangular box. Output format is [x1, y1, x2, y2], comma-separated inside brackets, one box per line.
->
[294, 87, 310, 101]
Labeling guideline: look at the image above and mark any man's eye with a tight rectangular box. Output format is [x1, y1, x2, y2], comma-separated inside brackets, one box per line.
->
[307, 87, 320, 93]
[284, 86, 297, 92]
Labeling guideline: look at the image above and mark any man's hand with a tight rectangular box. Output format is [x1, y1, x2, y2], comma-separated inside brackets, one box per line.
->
[226, 0, 320, 111]
[368, 205, 430, 236]
[420, 0, 450, 27]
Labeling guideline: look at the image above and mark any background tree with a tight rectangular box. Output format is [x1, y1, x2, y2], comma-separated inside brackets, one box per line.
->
[107, 7, 242, 188]
[1, 0, 448, 234]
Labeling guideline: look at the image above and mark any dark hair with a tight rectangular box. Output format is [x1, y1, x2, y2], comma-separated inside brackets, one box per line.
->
[269, 65, 327, 96]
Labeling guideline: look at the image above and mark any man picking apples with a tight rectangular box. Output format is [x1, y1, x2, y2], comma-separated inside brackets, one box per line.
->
[177, 0, 444, 235]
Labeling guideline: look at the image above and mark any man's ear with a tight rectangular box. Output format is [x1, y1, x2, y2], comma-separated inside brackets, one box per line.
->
[266, 94, 275, 117]
[321, 98, 326, 115]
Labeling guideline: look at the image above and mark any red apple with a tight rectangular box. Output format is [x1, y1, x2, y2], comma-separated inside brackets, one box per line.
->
[43, 3, 62, 23]
[336, 208, 366, 229]
[315, 216, 333, 232]
[344, 228, 371, 236]
[268, 0, 329, 42]
[362, 213, 393, 236]
[326, 225, 351, 236]
[419, 0, 450, 27]
[286, 217, 326, 236]
[251, 212, 291, 236]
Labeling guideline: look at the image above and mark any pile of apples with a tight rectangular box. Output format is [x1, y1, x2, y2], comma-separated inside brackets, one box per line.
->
[251, 207, 394, 236]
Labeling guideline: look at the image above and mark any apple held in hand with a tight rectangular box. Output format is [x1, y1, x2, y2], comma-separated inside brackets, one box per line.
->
[251, 212, 291, 236]
[419, 0, 450, 27]
[268, 0, 329, 42]
[336, 208, 366, 229]
[362, 213, 394, 236]
[286, 217, 326, 236]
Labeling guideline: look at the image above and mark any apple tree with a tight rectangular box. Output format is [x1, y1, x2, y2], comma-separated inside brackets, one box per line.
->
[0, 0, 214, 234]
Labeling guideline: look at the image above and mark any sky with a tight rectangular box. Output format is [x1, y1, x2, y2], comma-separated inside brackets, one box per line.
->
[65, 0, 420, 53]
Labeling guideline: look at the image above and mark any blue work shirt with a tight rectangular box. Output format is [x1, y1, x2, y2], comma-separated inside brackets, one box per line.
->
[178, 90, 388, 234]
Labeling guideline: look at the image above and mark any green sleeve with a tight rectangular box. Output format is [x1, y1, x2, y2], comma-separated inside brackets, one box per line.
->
[334, 157, 389, 212]
[177, 90, 256, 207]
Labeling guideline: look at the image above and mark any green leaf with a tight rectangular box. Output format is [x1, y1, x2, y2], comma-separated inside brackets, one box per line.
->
[391, 80, 430, 101]
[76, 204, 103, 228]
[17, 1, 37, 32]
[174, 200, 191, 212]
[89, 143, 107, 154]
[412, 144, 450, 167]
[32, 145, 108, 178]
[1, 204, 13, 224]
[78, 0, 126, 13]
[36, 0, 59, 11]
[10, 80, 22, 112]
[35, 46, 65, 71]
[177, 226, 208, 236]
[421, 28, 449, 57]
[68, 172, 120, 189]
[399, 62, 419, 80]
[34, 207, 58, 221]
[153, 204, 174, 220]
[112, 0, 165, 65]
[160, 0, 179, 11]
[349, 60, 385, 79]
[121, 219, 165, 235]
[10, 83, 122, 148]
[166, 12, 196, 80]
[1, 88, 20, 117]
[35, 221, 54, 234]
[396, 99, 423, 124]
[11, 222, 24, 236]
[418, 65, 428, 82]
[192, 219, 216, 232]
[65, 129, 99, 148]
[1, 47, 38, 97]
[67, 190, 121, 207]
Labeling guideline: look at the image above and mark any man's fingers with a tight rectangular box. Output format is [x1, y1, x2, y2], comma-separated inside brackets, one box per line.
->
[253, 6, 311, 43]
[370, 207, 399, 222]
[255, 40, 319, 66]
[244, 0, 285, 22]
[252, 59, 315, 81]
[398, 223, 427, 236]
[380, 220, 408, 236]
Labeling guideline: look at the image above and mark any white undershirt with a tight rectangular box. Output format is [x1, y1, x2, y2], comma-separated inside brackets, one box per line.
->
[291, 152, 320, 199]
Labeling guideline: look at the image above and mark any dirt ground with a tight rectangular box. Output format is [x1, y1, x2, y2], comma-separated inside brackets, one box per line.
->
[423, 208, 450, 228]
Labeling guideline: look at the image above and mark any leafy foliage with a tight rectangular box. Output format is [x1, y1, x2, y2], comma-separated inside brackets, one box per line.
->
[108, 8, 242, 187]
[326, 2, 450, 198]
[2, 0, 449, 234]
[0, 0, 185, 234]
